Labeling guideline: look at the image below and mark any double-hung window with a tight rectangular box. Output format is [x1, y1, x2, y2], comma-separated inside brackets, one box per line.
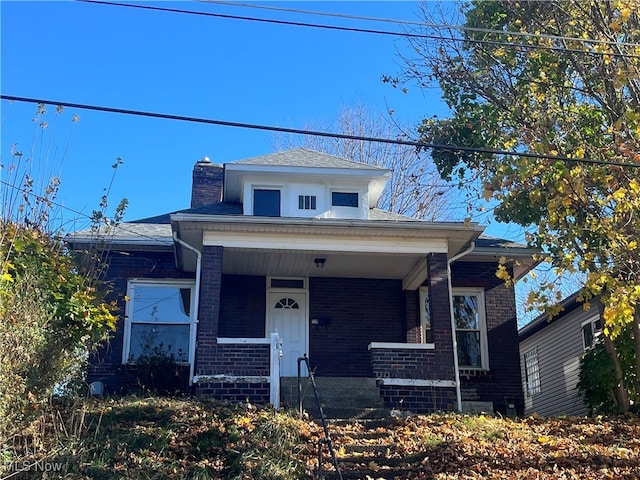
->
[524, 347, 541, 396]
[581, 316, 603, 350]
[452, 288, 488, 369]
[419, 287, 432, 343]
[123, 280, 195, 364]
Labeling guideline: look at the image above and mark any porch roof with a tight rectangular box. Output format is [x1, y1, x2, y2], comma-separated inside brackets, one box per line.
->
[170, 213, 484, 289]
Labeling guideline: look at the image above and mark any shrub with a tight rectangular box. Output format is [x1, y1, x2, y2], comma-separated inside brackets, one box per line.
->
[0, 222, 116, 438]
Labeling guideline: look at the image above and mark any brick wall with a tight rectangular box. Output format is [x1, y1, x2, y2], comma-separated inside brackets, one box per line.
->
[370, 348, 450, 380]
[195, 382, 269, 404]
[195, 246, 223, 375]
[308, 277, 405, 377]
[203, 344, 270, 377]
[218, 275, 266, 338]
[379, 385, 457, 413]
[191, 160, 224, 207]
[87, 249, 193, 394]
[452, 261, 524, 415]
[425, 253, 456, 380]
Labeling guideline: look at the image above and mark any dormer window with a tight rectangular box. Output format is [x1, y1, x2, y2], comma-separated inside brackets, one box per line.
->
[331, 192, 359, 208]
[253, 189, 281, 217]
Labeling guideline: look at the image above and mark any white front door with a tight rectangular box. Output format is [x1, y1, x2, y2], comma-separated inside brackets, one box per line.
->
[267, 291, 308, 376]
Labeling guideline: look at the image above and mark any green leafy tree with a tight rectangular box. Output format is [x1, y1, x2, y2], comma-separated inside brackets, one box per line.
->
[398, 0, 640, 412]
[0, 104, 122, 437]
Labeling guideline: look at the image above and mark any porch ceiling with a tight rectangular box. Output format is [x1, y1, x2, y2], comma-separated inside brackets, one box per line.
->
[172, 215, 485, 288]
[221, 248, 423, 279]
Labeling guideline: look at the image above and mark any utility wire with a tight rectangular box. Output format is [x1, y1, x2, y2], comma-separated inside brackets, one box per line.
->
[0, 178, 174, 244]
[202, 0, 640, 50]
[76, 0, 640, 60]
[3, 94, 640, 169]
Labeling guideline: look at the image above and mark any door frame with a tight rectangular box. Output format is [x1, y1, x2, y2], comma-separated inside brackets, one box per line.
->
[266, 277, 309, 376]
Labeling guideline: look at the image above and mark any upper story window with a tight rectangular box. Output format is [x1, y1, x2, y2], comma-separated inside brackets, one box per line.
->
[331, 192, 359, 208]
[253, 189, 281, 217]
[582, 316, 603, 350]
[298, 195, 317, 210]
[452, 288, 488, 369]
[123, 280, 195, 364]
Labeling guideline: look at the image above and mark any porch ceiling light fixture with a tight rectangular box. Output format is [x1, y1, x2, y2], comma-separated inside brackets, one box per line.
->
[314, 258, 326, 269]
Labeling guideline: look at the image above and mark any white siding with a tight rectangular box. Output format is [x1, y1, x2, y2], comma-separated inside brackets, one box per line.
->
[519, 305, 600, 417]
[241, 176, 370, 219]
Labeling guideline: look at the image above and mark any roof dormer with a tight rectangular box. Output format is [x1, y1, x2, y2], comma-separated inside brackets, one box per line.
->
[223, 149, 389, 220]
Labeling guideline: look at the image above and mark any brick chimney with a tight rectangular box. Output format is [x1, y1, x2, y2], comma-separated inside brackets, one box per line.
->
[191, 157, 224, 208]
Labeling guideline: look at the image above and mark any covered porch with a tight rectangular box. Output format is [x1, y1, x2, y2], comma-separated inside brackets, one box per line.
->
[172, 215, 482, 411]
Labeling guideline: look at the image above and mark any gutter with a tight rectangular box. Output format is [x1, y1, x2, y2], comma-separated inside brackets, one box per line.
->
[170, 212, 484, 233]
[447, 241, 476, 412]
[173, 232, 202, 387]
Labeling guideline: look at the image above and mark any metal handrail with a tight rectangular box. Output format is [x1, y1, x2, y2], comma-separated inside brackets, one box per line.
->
[298, 355, 343, 480]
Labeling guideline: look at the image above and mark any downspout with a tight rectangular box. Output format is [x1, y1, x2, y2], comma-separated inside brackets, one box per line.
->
[173, 232, 202, 387]
[447, 241, 475, 412]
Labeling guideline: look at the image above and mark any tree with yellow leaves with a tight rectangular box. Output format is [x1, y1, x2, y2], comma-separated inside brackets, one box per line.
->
[398, 0, 640, 412]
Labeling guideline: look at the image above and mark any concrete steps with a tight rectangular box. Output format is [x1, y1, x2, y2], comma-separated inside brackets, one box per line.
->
[280, 377, 389, 419]
[318, 418, 418, 480]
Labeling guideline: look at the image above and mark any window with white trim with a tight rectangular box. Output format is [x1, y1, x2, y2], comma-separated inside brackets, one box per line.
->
[582, 316, 603, 350]
[524, 347, 541, 396]
[123, 280, 195, 364]
[298, 195, 317, 210]
[419, 287, 432, 343]
[452, 288, 488, 369]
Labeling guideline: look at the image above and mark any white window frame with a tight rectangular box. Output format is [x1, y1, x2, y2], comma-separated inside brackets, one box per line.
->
[524, 347, 541, 397]
[581, 315, 603, 350]
[419, 287, 433, 344]
[298, 194, 317, 211]
[122, 279, 196, 365]
[452, 287, 489, 370]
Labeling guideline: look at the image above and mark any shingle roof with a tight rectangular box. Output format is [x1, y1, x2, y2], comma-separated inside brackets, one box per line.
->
[133, 203, 243, 224]
[231, 148, 389, 171]
[475, 235, 529, 250]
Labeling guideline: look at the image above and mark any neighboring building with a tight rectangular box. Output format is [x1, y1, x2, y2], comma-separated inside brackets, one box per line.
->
[68, 149, 537, 415]
[519, 294, 602, 416]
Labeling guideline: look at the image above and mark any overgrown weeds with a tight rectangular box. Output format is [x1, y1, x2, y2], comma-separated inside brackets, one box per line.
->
[3, 397, 640, 479]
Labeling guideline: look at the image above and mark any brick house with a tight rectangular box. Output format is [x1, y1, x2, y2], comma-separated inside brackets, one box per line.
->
[68, 149, 536, 415]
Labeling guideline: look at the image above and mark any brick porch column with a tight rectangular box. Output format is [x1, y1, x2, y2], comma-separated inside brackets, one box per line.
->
[195, 245, 223, 377]
[426, 253, 456, 381]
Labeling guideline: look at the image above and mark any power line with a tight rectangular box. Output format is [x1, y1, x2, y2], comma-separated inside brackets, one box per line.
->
[202, 0, 640, 50]
[76, 0, 640, 60]
[0, 178, 174, 245]
[3, 94, 639, 169]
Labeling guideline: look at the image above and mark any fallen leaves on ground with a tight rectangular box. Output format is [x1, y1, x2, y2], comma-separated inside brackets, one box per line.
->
[3, 398, 640, 479]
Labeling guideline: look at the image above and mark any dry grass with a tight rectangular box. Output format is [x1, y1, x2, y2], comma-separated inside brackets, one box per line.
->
[1, 397, 639, 479]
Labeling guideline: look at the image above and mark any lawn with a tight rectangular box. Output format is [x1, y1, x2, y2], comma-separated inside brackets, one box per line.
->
[1, 397, 639, 479]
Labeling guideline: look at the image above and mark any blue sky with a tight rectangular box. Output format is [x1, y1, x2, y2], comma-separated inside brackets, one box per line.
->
[2, 1, 457, 227]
